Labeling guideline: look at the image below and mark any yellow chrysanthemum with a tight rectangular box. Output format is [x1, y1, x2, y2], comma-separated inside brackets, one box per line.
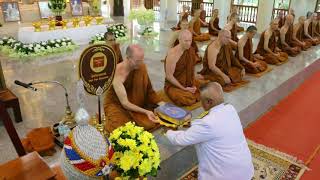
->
[110, 128, 122, 141]
[138, 132, 150, 145]
[119, 151, 139, 171]
[138, 159, 153, 176]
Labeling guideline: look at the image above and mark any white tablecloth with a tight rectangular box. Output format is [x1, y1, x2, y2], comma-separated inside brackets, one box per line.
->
[18, 24, 107, 45]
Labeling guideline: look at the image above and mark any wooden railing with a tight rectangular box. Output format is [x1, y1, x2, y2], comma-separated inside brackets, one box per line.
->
[232, 5, 258, 24]
[272, 8, 289, 19]
[177, 1, 214, 18]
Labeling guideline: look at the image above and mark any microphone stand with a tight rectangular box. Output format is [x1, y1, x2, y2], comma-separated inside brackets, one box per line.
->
[31, 81, 76, 128]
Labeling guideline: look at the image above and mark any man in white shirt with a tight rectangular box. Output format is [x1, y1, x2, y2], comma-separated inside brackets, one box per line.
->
[166, 82, 254, 180]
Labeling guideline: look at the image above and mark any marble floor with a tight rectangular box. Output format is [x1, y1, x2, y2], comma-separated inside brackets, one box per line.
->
[1, 17, 320, 177]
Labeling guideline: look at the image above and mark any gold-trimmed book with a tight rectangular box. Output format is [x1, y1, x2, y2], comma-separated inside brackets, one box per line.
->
[154, 103, 191, 127]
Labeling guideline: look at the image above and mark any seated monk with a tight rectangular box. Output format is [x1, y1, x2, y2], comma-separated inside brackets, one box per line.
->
[164, 30, 202, 106]
[172, 5, 189, 31]
[199, 3, 209, 27]
[104, 32, 123, 63]
[104, 44, 164, 132]
[304, 12, 320, 45]
[293, 16, 312, 50]
[208, 9, 221, 36]
[228, 6, 245, 32]
[278, 14, 301, 56]
[236, 26, 268, 74]
[254, 19, 289, 65]
[168, 19, 202, 63]
[199, 30, 245, 87]
[224, 13, 240, 42]
[190, 10, 210, 42]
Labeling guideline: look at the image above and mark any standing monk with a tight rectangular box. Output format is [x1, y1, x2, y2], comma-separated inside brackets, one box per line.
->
[199, 30, 245, 87]
[208, 9, 221, 36]
[104, 32, 123, 63]
[236, 26, 268, 74]
[190, 10, 211, 42]
[255, 20, 289, 65]
[278, 14, 301, 56]
[171, 5, 189, 31]
[164, 30, 201, 106]
[168, 20, 201, 63]
[199, 3, 208, 27]
[104, 44, 164, 132]
[293, 16, 312, 50]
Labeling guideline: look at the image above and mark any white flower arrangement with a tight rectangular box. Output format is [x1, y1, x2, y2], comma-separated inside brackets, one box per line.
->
[0, 36, 78, 59]
[90, 24, 129, 44]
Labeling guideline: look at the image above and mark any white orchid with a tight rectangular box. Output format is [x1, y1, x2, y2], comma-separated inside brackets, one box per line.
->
[62, 42, 66, 46]
[0, 40, 3, 45]
[57, 39, 61, 43]
[55, 44, 60, 48]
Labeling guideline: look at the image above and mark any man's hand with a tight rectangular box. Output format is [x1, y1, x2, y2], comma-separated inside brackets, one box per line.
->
[145, 111, 159, 123]
[223, 75, 231, 84]
[157, 101, 166, 106]
[184, 86, 197, 94]
[275, 47, 281, 52]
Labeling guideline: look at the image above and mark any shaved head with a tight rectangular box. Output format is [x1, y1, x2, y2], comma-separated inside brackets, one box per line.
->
[126, 44, 144, 69]
[178, 30, 192, 50]
[200, 82, 224, 111]
[286, 14, 294, 25]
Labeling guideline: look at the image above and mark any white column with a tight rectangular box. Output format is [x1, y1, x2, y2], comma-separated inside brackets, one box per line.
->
[123, 0, 131, 17]
[291, 0, 317, 23]
[166, 0, 178, 23]
[256, 0, 274, 33]
[214, 0, 232, 27]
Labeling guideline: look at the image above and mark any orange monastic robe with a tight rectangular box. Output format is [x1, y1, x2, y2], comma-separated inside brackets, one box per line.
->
[295, 25, 313, 50]
[255, 31, 289, 65]
[278, 25, 301, 57]
[172, 12, 189, 31]
[164, 48, 200, 106]
[104, 64, 161, 132]
[192, 19, 210, 42]
[199, 43, 244, 86]
[231, 23, 239, 42]
[111, 43, 123, 63]
[208, 17, 221, 36]
[173, 39, 201, 63]
[304, 22, 320, 45]
[235, 38, 268, 74]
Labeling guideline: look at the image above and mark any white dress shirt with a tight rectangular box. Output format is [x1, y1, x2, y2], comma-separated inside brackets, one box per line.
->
[166, 103, 254, 180]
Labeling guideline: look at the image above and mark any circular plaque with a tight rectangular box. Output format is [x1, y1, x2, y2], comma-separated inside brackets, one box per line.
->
[163, 107, 187, 119]
[79, 44, 117, 96]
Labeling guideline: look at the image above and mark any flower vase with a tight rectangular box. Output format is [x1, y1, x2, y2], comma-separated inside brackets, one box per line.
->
[55, 16, 63, 26]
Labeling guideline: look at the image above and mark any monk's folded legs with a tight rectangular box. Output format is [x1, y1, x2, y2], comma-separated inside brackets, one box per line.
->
[165, 87, 200, 106]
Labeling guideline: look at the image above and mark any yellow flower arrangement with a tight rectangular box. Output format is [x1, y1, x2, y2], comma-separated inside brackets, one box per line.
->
[109, 122, 161, 179]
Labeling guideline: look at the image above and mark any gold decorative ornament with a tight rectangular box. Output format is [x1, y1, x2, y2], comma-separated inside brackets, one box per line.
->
[60, 106, 76, 128]
[72, 17, 80, 28]
[61, 20, 68, 29]
[83, 16, 93, 26]
[48, 20, 56, 30]
[95, 16, 104, 25]
[32, 22, 42, 32]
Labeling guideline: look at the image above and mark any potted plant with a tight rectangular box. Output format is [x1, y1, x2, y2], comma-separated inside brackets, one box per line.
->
[48, 0, 67, 25]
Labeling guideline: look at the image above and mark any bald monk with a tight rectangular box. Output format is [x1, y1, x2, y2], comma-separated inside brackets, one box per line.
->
[278, 14, 301, 56]
[236, 26, 268, 74]
[199, 3, 208, 27]
[228, 6, 244, 32]
[172, 5, 189, 31]
[255, 20, 289, 65]
[304, 12, 320, 45]
[208, 9, 221, 36]
[168, 19, 202, 63]
[164, 30, 202, 106]
[199, 30, 245, 86]
[190, 10, 211, 42]
[293, 16, 313, 50]
[104, 32, 123, 63]
[311, 13, 320, 38]
[104, 44, 164, 132]
[225, 13, 239, 42]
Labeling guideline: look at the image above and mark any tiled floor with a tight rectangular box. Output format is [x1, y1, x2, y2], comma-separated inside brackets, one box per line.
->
[1, 17, 320, 171]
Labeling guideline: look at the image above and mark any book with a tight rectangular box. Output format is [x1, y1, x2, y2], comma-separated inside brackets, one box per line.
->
[154, 103, 191, 126]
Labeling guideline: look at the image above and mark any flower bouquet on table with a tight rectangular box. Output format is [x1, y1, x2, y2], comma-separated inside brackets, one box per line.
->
[109, 122, 161, 179]
[128, 8, 155, 26]
[0, 37, 78, 59]
[107, 23, 128, 42]
[89, 33, 105, 44]
[140, 26, 158, 38]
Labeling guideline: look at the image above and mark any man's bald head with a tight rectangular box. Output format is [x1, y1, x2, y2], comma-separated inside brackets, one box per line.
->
[298, 16, 306, 24]
[126, 44, 144, 69]
[199, 82, 224, 111]
[270, 19, 279, 31]
[285, 14, 294, 25]
[178, 30, 192, 50]
[180, 19, 189, 30]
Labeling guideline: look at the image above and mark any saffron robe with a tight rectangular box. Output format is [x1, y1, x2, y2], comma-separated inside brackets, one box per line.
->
[278, 25, 301, 57]
[208, 17, 221, 36]
[193, 19, 210, 42]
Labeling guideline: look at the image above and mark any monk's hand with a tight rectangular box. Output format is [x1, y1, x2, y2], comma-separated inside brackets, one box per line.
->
[185, 87, 197, 94]
[275, 47, 281, 52]
[223, 75, 231, 84]
[146, 111, 160, 123]
[241, 69, 246, 77]
[157, 101, 166, 106]
[302, 42, 306, 46]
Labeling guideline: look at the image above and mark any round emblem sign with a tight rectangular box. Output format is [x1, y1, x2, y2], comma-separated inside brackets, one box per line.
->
[79, 44, 117, 96]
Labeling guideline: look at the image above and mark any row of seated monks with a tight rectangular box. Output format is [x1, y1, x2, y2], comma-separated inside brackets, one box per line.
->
[103, 9, 320, 133]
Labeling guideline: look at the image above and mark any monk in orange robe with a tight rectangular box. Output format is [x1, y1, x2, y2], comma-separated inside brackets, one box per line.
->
[104, 44, 164, 132]
[208, 9, 221, 36]
[255, 20, 289, 65]
[200, 3, 208, 27]
[190, 10, 210, 42]
[105, 32, 123, 63]
[278, 15, 301, 56]
[293, 16, 312, 50]
[304, 12, 320, 45]
[236, 26, 268, 74]
[199, 30, 245, 86]
[171, 5, 189, 31]
[225, 13, 239, 42]
[228, 6, 244, 32]
[168, 20, 202, 63]
[164, 30, 202, 106]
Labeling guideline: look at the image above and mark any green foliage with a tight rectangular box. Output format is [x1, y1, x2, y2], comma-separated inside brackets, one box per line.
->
[48, 0, 67, 16]
[128, 8, 155, 25]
